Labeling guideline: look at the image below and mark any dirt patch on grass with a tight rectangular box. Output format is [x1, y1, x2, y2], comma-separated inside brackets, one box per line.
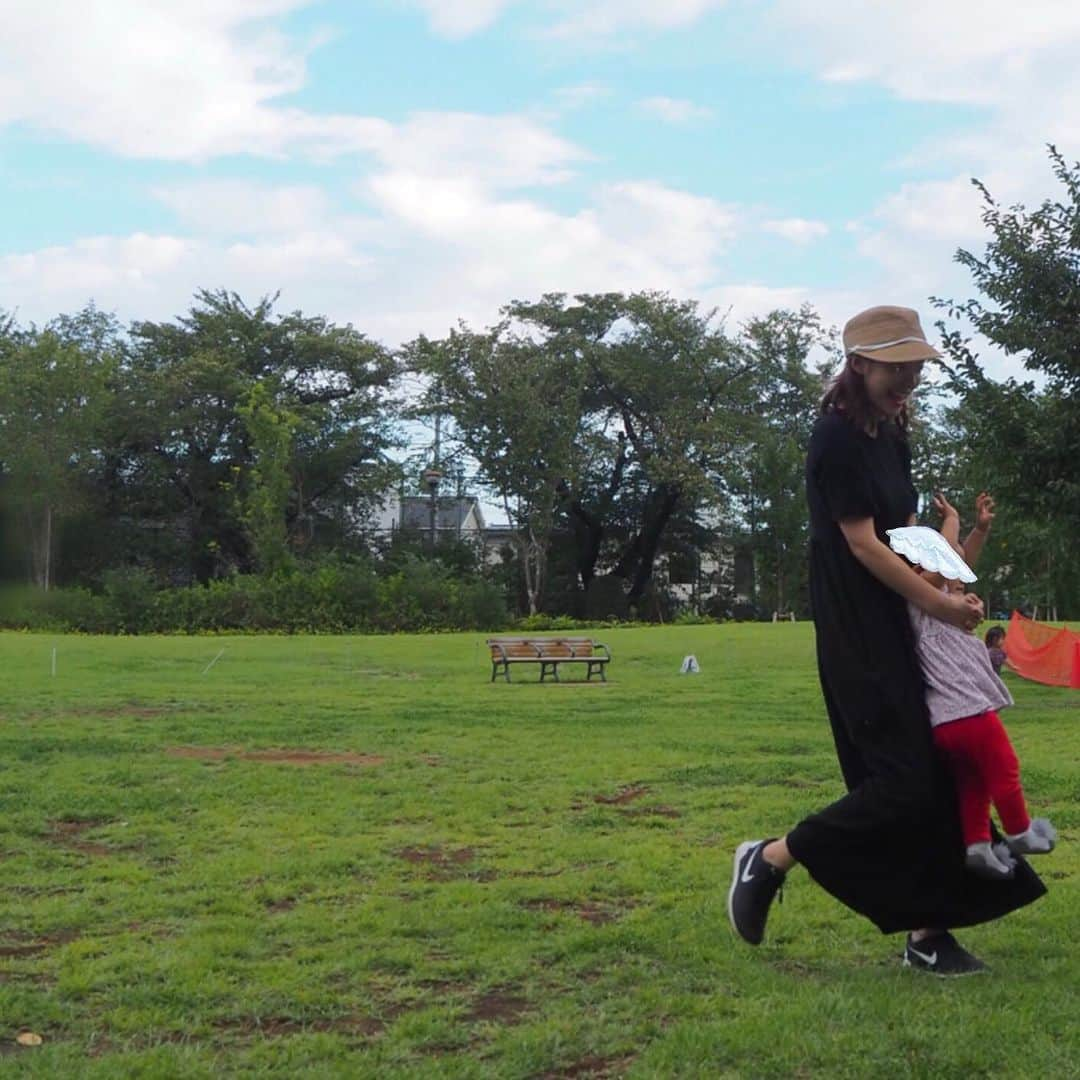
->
[214, 1014, 386, 1040]
[520, 898, 623, 925]
[542, 1053, 636, 1078]
[466, 988, 529, 1024]
[0, 930, 79, 958]
[27, 703, 175, 721]
[166, 747, 385, 766]
[47, 818, 116, 856]
[593, 784, 649, 805]
[264, 897, 297, 914]
[619, 805, 681, 819]
[397, 845, 475, 868]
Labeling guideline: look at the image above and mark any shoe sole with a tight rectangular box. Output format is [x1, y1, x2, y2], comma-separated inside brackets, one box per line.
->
[727, 839, 762, 943]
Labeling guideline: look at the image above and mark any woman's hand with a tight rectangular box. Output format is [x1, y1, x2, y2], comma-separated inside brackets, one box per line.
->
[974, 492, 995, 533]
[937, 590, 984, 632]
[932, 492, 960, 523]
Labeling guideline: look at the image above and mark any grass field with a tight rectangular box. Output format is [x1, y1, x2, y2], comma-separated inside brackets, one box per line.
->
[1, 626, 1077, 1078]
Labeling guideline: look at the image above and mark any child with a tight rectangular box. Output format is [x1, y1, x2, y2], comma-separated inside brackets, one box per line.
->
[907, 493, 1055, 879]
[984, 625, 1007, 674]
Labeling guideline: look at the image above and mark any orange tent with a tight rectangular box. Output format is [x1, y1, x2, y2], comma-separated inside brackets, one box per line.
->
[1004, 611, 1080, 689]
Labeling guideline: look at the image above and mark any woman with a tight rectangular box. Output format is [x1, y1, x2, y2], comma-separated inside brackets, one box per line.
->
[728, 305, 1045, 975]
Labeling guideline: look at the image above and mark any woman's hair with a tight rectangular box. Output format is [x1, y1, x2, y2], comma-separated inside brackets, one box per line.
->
[820, 354, 911, 435]
[984, 626, 1005, 647]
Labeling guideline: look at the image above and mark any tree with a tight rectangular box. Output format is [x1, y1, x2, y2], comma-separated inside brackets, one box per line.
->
[726, 307, 833, 616]
[236, 382, 299, 574]
[933, 145, 1080, 615]
[506, 292, 760, 612]
[405, 324, 589, 615]
[0, 313, 115, 589]
[114, 290, 398, 581]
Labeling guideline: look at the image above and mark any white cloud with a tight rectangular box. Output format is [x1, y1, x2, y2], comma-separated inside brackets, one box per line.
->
[763, 218, 828, 245]
[0, 1, 390, 161]
[638, 96, 712, 125]
[2, 162, 747, 345]
[404, 0, 516, 38]
[544, 0, 726, 38]
[375, 112, 588, 190]
[153, 181, 334, 236]
[551, 83, 611, 111]
[403, 0, 727, 39]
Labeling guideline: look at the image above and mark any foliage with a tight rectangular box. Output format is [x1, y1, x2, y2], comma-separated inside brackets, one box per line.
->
[106, 289, 399, 582]
[0, 559, 507, 634]
[932, 145, 1080, 616]
[0, 308, 117, 589]
[405, 322, 589, 615]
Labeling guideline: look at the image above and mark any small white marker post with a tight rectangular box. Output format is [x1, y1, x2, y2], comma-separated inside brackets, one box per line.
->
[51, 646, 57, 677]
[202, 648, 225, 675]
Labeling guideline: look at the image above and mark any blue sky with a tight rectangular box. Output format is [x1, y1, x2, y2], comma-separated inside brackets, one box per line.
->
[2, 1, 1078, 381]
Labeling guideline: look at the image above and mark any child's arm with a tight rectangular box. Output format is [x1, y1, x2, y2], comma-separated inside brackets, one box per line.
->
[933, 492, 961, 547]
[962, 492, 994, 568]
[918, 493, 962, 590]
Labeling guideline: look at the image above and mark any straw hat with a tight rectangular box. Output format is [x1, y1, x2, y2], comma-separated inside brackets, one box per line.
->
[842, 305, 942, 364]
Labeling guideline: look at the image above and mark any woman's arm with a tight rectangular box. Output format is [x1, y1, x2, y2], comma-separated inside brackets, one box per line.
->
[838, 517, 984, 631]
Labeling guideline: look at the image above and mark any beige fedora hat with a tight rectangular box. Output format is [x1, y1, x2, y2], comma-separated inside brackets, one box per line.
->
[842, 305, 942, 364]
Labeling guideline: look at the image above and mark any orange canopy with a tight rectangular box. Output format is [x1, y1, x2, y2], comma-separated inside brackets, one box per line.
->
[1004, 612, 1080, 689]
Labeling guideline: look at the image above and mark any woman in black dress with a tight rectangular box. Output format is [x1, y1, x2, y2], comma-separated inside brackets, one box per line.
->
[727, 305, 1045, 975]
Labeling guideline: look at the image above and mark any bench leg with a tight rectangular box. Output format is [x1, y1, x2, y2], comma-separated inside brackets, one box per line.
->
[540, 661, 558, 683]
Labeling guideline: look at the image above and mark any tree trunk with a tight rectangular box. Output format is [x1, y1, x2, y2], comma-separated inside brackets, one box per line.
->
[44, 503, 52, 592]
[24, 503, 53, 591]
[622, 484, 681, 606]
[516, 529, 546, 616]
[561, 496, 604, 590]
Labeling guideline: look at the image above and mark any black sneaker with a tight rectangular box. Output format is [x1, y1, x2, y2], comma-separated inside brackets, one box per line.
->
[903, 932, 988, 976]
[728, 838, 784, 945]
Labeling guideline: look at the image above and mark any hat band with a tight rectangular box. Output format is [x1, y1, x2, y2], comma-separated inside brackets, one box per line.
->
[849, 335, 929, 352]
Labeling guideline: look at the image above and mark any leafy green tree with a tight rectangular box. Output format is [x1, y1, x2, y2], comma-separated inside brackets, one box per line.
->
[405, 324, 589, 615]
[727, 307, 833, 616]
[115, 290, 398, 581]
[0, 315, 114, 589]
[236, 382, 299, 574]
[933, 145, 1080, 616]
[508, 291, 758, 611]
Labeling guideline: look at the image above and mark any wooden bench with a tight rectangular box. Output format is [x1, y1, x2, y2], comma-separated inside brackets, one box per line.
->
[486, 636, 611, 683]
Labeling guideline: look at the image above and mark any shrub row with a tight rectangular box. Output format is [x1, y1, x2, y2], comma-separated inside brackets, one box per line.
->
[0, 559, 508, 634]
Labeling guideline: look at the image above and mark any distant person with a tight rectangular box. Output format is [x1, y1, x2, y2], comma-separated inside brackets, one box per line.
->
[905, 492, 1055, 880]
[728, 305, 1044, 976]
[985, 625, 1007, 675]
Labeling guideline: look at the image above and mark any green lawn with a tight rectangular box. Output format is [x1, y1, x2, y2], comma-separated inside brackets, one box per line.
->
[1, 626, 1076, 1078]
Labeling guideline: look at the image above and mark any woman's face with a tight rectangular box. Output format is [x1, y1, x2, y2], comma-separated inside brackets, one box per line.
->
[853, 357, 924, 417]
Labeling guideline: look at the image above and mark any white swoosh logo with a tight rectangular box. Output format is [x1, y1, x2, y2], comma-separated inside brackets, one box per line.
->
[740, 851, 758, 884]
[908, 946, 937, 966]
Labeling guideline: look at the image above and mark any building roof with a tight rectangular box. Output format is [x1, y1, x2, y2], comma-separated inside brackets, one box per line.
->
[399, 496, 485, 532]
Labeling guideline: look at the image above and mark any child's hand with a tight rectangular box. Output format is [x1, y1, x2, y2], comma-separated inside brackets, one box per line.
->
[938, 591, 985, 632]
[974, 492, 995, 532]
[932, 492, 960, 522]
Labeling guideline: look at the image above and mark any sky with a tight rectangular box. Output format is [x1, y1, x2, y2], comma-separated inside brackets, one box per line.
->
[2, 1, 1079, 385]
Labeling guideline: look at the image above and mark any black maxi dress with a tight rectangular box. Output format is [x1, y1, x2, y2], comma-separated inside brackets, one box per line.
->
[785, 410, 1044, 934]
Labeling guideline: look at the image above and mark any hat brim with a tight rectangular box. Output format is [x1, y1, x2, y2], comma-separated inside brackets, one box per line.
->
[849, 340, 942, 363]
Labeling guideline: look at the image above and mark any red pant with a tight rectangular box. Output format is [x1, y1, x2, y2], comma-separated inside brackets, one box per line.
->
[932, 710, 1030, 845]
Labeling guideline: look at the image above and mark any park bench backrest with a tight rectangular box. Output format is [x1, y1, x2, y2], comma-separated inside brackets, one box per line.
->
[488, 637, 595, 660]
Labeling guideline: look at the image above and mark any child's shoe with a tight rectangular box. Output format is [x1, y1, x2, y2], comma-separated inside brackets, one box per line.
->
[965, 841, 1015, 879]
[1006, 817, 1056, 855]
[991, 841, 1018, 873]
